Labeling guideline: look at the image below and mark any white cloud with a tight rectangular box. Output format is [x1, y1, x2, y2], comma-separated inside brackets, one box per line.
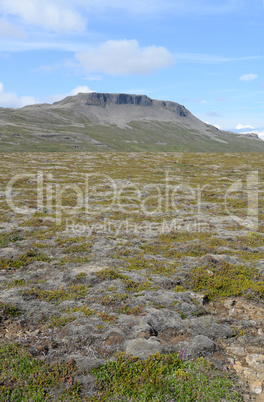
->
[0, 0, 86, 32]
[0, 0, 253, 39]
[0, 82, 38, 108]
[69, 86, 94, 96]
[233, 126, 264, 141]
[0, 18, 25, 38]
[175, 54, 262, 63]
[239, 74, 258, 82]
[206, 110, 222, 117]
[178, 53, 263, 64]
[0, 40, 91, 53]
[49, 85, 94, 103]
[193, 98, 206, 104]
[33, 62, 62, 73]
[236, 124, 255, 130]
[205, 121, 221, 129]
[0, 82, 95, 107]
[75, 39, 174, 76]
[77, 0, 243, 16]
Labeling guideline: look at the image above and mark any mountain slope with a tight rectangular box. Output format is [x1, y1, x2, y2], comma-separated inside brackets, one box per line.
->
[0, 92, 263, 152]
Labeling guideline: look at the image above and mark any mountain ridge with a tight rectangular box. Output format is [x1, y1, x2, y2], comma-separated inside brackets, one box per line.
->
[0, 92, 263, 152]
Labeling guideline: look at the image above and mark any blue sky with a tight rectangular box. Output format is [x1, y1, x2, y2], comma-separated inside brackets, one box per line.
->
[0, 0, 264, 134]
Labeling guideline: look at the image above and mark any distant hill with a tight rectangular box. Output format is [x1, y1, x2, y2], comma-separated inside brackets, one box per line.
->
[232, 126, 264, 141]
[0, 92, 264, 152]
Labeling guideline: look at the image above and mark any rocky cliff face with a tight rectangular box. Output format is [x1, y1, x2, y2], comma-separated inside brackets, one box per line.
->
[59, 92, 189, 118]
[83, 93, 155, 107]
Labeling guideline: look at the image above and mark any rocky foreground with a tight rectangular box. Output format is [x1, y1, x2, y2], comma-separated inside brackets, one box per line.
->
[0, 152, 264, 400]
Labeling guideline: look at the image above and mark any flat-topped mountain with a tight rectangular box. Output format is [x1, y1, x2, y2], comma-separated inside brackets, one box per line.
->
[0, 92, 263, 152]
[49, 92, 202, 129]
[63, 92, 189, 115]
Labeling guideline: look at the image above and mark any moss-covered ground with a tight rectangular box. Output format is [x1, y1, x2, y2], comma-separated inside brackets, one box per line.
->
[0, 152, 264, 400]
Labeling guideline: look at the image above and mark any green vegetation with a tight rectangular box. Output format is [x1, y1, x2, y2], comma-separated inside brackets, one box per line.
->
[0, 301, 21, 317]
[94, 268, 125, 281]
[1, 98, 264, 152]
[63, 242, 92, 254]
[1, 152, 264, 401]
[0, 344, 83, 401]
[66, 305, 95, 318]
[22, 284, 89, 305]
[101, 293, 128, 306]
[118, 304, 145, 316]
[94, 269, 156, 292]
[0, 232, 23, 248]
[3, 278, 27, 289]
[188, 261, 264, 300]
[0, 251, 51, 270]
[90, 352, 242, 401]
[65, 305, 117, 324]
[58, 255, 91, 267]
[75, 272, 87, 280]
[49, 315, 77, 328]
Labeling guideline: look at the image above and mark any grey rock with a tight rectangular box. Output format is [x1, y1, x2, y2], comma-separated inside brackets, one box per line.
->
[103, 329, 125, 348]
[125, 338, 165, 359]
[0, 247, 20, 259]
[226, 345, 246, 357]
[131, 289, 193, 308]
[131, 322, 153, 338]
[224, 299, 237, 309]
[67, 355, 105, 373]
[103, 328, 125, 340]
[176, 335, 216, 358]
[59, 322, 97, 341]
[185, 316, 233, 339]
[190, 335, 216, 355]
[178, 301, 201, 317]
[144, 308, 183, 332]
[117, 314, 138, 331]
[198, 254, 244, 267]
